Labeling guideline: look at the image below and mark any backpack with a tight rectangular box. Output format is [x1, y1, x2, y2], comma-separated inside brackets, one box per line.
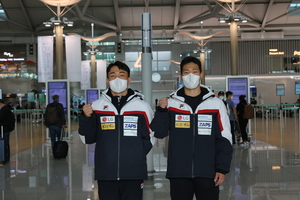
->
[46, 105, 59, 125]
[243, 104, 254, 119]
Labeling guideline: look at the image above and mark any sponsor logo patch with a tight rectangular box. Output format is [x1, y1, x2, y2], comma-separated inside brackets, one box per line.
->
[175, 121, 190, 128]
[198, 114, 212, 121]
[124, 116, 138, 123]
[101, 123, 115, 130]
[175, 114, 190, 121]
[198, 122, 212, 128]
[124, 123, 137, 129]
[100, 116, 115, 123]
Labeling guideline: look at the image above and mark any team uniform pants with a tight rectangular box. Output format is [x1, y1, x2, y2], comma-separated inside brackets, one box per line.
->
[98, 180, 143, 200]
[169, 178, 219, 200]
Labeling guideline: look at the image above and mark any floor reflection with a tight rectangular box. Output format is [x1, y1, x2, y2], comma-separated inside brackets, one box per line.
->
[1, 122, 300, 199]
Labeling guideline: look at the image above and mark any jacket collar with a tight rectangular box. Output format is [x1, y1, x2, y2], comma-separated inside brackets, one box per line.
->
[170, 85, 215, 102]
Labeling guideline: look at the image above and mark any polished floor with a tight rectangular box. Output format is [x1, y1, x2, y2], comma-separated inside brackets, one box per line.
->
[1, 113, 300, 200]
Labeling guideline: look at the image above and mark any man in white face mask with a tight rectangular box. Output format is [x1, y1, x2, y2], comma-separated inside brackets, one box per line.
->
[79, 61, 154, 200]
[151, 56, 232, 200]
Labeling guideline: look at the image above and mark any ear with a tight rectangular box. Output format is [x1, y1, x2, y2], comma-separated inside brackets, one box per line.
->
[200, 71, 204, 80]
[127, 77, 132, 85]
[106, 78, 110, 85]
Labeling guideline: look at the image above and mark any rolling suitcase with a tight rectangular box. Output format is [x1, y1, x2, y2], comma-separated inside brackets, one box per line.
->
[0, 126, 5, 163]
[52, 130, 69, 159]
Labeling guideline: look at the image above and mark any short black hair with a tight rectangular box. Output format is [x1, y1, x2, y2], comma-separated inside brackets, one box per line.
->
[180, 56, 202, 74]
[226, 91, 233, 97]
[218, 91, 224, 96]
[106, 61, 130, 78]
[52, 95, 59, 102]
[239, 95, 247, 104]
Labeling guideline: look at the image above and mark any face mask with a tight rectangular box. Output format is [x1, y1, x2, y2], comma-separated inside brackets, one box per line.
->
[182, 73, 200, 89]
[109, 78, 128, 93]
[219, 96, 224, 100]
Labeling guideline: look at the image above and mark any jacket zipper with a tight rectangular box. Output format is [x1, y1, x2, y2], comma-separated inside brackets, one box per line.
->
[192, 113, 196, 178]
[117, 97, 121, 180]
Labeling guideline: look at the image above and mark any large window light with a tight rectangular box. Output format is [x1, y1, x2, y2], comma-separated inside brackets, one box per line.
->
[0, 3, 8, 21]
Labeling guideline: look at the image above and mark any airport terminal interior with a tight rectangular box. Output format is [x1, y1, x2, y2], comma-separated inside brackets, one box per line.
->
[1, 0, 300, 199]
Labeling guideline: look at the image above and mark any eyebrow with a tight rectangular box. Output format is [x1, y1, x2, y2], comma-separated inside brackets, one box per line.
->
[108, 71, 126, 75]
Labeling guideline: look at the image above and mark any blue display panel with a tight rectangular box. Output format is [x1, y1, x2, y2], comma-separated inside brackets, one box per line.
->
[226, 77, 249, 107]
[47, 81, 68, 114]
[295, 82, 300, 95]
[250, 85, 257, 97]
[86, 89, 99, 104]
[276, 84, 285, 96]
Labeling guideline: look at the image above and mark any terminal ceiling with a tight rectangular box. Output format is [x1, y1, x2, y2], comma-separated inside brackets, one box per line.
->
[0, 0, 299, 42]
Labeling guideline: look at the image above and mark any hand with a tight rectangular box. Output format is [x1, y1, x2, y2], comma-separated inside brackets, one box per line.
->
[83, 102, 93, 117]
[158, 98, 168, 109]
[62, 125, 67, 128]
[214, 172, 225, 186]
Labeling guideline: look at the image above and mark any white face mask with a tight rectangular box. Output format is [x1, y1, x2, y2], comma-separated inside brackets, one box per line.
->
[219, 96, 224, 100]
[182, 73, 200, 89]
[109, 78, 128, 93]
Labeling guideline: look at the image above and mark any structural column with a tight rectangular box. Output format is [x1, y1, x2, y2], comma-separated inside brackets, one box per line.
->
[90, 54, 97, 88]
[230, 21, 239, 75]
[54, 25, 64, 79]
[142, 13, 154, 176]
[199, 51, 206, 85]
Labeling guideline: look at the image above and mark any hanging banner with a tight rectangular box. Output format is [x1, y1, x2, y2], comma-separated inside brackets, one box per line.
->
[81, 61, 90, 89]
[38, 36, 53, 82]
[96, 60, 107, 89]
[65, 35, 81, 82]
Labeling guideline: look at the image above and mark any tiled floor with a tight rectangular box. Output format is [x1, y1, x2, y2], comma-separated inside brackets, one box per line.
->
[1, 115, 300, 200]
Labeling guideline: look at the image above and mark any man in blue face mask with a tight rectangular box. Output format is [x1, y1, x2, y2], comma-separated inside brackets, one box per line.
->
[79, 61, 154, 200]
[151, 56, 233, 200]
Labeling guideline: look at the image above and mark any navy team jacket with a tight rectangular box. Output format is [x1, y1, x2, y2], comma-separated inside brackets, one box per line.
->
[150, 85, 233, 179]
[79, 88, 153, 181]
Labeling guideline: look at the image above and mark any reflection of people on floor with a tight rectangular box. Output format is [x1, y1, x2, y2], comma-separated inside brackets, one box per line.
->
[237, 148, 256, 195]
[48, 159, 69, 198]
[0, 164, 17, 199]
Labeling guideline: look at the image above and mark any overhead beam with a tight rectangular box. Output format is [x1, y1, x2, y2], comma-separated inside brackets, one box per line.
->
[177, 3, 222, 29]
[114, 0, 121, 31]
[261, 0, 274, 28]
[267, 6, 300, 24]
[0, 16, 32, 31]
[82, 0, 91, 16]
[173, 0, 180, 30]
[17, 0, 33, 31]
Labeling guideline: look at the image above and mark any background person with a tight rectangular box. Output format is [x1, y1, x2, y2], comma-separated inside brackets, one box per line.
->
[79, 61, 153, 200]
[0, 99, 15, 165]
[236, 95, 249, 146]
[225, 91, 238, 145]
[45, 95, 67, 150]
[150, 56, 233, 200]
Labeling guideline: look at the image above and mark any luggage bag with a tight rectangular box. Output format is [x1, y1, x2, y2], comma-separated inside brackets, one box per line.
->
[52, 129, 68, 159]
[0, 126, 5, 163]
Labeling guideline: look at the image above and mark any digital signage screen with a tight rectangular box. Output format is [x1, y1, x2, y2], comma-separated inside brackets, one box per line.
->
[86, 89, 99, 104]
[227, 77, 249, 107]
[250, 85, 257, 97]
[276, 84, 285, 96]
[295, 82, 300, 95]
[47, 81, 68, 114]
